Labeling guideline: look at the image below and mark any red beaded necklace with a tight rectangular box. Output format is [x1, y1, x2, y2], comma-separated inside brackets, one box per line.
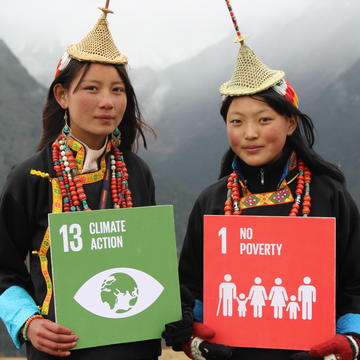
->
[224, 159, 311, 216]
[51, 134, 133, 211]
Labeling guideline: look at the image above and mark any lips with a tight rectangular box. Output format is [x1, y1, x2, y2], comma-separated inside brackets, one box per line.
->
[95, 115, 114, 120]
[243, 145, 264, 153]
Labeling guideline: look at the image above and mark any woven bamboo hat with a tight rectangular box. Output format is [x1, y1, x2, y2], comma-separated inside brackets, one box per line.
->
[55, 0, 127, 77]
[219, 39, 285, 96]
[219, 0, 298, 107]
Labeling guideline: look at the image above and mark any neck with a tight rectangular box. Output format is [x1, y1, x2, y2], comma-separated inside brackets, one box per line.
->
[233, 147, 293, 193]
[71, 133, 107, 150]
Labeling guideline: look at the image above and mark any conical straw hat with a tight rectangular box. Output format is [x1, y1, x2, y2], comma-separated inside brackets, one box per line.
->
[220, 42, 285, 96]
[220, 0, 285, 96]
[67, 6, 127, 65]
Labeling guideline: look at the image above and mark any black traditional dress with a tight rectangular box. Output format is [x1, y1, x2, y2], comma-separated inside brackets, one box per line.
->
[179, 151, 360, 360]
[0, 138, 161, 360]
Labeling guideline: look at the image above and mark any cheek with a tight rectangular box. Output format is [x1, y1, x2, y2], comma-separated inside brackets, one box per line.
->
[78, 97, 94, 109]
[69, 96, 94, 113]
[264, 128, 286, 146]
[227, 128, 241, 148]
[120, 97, 127, 113]
[116, 96, 127, 114]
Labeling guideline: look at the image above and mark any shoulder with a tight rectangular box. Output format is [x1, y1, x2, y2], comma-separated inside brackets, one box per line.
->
[311, 171, 359, 217]
[12, 147, 50, 174]
[198, 176, 228, 200]
[192, 176, 228, 214]
[121, 150, 152, 175]
[1, 147, 51, 195]
[312, 171, 354, 201]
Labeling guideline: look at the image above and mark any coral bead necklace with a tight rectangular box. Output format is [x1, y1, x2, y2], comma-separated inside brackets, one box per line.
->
[51, 134, 133, 211]
[224, 159, 311, 216]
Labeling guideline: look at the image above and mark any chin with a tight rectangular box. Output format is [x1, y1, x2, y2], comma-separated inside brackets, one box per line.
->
[240, 155, 268, 167]
[245, 160, 268, 167]
[93, 128, 114, 136]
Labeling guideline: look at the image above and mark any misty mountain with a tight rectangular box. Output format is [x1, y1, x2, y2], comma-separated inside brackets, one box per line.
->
[139, 0, 360, 204]
[0, 1, 360, 353]
[308, 58, 360, 201]
[15, 37, 65, 87]
[0, 39, 44, 186]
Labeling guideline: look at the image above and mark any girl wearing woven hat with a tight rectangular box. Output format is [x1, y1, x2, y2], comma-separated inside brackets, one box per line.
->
[162, 2, 360, 360]
[0, 2, 164, 360]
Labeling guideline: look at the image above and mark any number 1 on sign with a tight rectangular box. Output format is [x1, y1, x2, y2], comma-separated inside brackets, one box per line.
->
[218, 227, 227, 254]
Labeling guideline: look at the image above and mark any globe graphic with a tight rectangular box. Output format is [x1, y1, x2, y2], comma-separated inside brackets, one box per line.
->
[100, 273, 139, 314]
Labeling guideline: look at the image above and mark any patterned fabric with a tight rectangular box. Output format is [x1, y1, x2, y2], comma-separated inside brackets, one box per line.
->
[239, 182, 294, 210]
[273, 79, 299, 108]
[32, 177, 62, 315]
[30, 137, 112, 315]
[67, 137, 111, 184]
[235, 151, 298, 210]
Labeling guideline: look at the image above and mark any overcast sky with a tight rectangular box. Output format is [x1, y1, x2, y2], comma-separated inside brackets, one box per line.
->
[0, 0, 314, 70]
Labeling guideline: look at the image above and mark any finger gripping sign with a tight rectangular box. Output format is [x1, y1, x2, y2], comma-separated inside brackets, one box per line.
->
[49, 205, 181, 350]
[204, 215, 335, 350]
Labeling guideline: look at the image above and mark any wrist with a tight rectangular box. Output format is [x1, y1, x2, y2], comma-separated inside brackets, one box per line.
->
[21, 314, 44, 342]
[183, 336, 206, 360]
[345, 335, 359, 359]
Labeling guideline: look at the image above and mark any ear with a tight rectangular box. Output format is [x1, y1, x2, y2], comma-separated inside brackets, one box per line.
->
[287, 115, 298, 136]
[53, 83, 69, 109]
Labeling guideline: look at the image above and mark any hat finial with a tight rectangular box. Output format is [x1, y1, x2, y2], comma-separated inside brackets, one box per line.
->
[219, 0, 285, 96]
[99, 0, 114, 17]
[224, 0, 248, 43]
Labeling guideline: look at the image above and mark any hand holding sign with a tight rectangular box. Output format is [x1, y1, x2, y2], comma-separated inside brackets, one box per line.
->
[162, 285, 195, 351]
[290, 334, 360, 360]
[183, 323, 233, 360]
[27, 318, 78, 357]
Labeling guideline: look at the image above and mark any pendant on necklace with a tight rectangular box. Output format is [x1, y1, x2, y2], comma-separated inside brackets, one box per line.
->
[260, 168, 265, 186]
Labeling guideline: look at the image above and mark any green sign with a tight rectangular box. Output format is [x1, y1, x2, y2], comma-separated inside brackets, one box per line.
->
[49, 205, 181, 350]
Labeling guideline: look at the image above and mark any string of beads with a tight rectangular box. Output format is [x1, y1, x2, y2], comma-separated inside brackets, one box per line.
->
[51, 134, 132, 211]
[22, 314, 44, 342]
[224, 159, 311, 216]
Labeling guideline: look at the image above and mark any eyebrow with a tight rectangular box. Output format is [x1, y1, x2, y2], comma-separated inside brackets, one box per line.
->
[229, 109, 270, 116]
[81, 79, 125, 85]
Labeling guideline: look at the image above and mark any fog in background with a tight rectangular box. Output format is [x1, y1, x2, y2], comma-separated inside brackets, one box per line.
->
[1, 0, 314, 83]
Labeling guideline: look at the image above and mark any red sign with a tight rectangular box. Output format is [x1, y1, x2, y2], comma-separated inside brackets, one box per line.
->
[204, 216, 335, 350]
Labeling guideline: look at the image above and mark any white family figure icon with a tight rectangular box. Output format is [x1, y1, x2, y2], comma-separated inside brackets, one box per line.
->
[298, 276, 316, 320]
[215, 274, 317, 320]
[236, 293, 248, 317]
[286, 295, 301, 319]
[248, 277, 267, 318]
[269, 277, 288, 319]
[217, 274, 237, 316]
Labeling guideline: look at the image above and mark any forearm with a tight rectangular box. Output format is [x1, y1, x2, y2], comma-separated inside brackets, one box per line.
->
[0, 285, 39, 348]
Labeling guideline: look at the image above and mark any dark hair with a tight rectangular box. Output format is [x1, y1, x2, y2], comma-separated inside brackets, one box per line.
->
[37, 59, 154, 151]
[219, 88, 345, 183]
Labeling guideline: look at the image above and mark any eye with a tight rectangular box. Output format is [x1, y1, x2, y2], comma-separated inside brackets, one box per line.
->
[113, 86, 126, 93]
[229, 119, 242, 125]
[74, 267, 164, 318]
[259, 117, 272, 123]
[84, 86, 97, 91]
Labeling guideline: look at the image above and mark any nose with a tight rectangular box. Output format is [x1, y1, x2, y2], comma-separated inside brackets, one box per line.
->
[243, 122, 259, 140]
[98, 90, 114, 109]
